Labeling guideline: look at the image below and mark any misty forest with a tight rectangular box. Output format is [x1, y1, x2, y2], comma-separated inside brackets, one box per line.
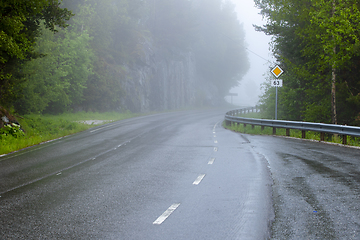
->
[0, 0, 249, 115]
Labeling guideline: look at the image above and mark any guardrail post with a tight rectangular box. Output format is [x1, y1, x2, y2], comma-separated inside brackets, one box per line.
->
[342, 135, 347, 145]
[273, 127, 276, 135]
[286, 129, 290, 136]
[261, 126, 264, 131]
[302, 130, 306, 139]
[320, 132, 325, 141]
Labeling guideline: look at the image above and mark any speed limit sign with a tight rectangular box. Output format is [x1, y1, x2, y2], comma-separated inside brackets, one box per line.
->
[271, 79, 283, 87]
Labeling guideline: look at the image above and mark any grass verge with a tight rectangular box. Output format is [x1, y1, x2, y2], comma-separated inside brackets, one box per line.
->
[0, 111, 141, 156]
[223, 121, 360, 148]
[235, 112, 262, 119]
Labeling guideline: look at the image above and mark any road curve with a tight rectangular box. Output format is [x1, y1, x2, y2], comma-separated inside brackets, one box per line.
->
[0, 110, 359, 239]
[0, 110, 272, 239]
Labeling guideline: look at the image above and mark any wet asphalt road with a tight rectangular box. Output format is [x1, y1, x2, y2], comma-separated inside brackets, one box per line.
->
[249, 134, 360, 239]
[0, 110, 359, 239]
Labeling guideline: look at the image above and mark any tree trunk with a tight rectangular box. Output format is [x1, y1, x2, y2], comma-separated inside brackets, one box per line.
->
[331, 0, 337, 125]
[331, 63, 337, 124]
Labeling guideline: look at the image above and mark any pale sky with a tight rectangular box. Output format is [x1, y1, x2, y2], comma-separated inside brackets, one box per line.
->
[226, 0, 274, 107]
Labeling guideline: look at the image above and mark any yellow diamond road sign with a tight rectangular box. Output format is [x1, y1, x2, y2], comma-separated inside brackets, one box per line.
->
[271, 65, 284, 78]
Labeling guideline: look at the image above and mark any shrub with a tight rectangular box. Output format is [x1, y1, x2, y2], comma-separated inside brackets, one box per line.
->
[0, 123, 24, 139]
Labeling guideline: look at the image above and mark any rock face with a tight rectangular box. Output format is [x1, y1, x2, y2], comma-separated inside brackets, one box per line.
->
[120, 40, 219, 112]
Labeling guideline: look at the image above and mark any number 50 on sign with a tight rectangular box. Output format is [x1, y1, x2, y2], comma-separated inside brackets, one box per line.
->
[271, 79, 283, 87]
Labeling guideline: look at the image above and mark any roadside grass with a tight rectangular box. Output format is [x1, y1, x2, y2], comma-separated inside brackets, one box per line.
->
[0, 111, 141, 156]
[235, 112, 262, 119]
[224, 118, 360, 148]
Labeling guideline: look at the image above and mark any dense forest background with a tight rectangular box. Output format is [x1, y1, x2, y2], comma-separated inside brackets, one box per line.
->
[0, 0, 249, 114]
[256, 0, 360, 126]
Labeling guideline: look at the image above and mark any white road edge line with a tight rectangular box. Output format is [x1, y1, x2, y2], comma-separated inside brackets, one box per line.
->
[193, 174, 206, 185]
[213, 120, 221, 132]
[208, 158, 215, 165]
[90, 122, 119, 133]
[153, 203, 181, 225]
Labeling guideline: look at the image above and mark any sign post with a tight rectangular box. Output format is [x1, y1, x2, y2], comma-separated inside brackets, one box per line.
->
[227, 93, 238, 105]
[270, 65, 284, 120]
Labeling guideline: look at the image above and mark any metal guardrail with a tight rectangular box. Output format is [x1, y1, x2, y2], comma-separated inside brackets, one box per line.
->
[225, 108, 360, 145]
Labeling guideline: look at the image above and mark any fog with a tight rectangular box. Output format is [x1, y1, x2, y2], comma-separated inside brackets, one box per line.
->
[226, 0, 274, 107]
[3, 0, 271, 115]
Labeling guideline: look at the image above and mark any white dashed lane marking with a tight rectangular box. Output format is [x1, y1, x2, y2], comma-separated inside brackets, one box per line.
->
[153, 203, 181, 225]
[153, 120, 220, 225]
[208, 158, 215, 165]
[193, 174, 206, 185]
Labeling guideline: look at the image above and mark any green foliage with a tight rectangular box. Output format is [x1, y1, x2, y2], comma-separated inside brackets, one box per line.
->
[305, 0, 360, 70]
[255, 0, 360, 125]
[14, 23, 93, 114]
[0, 0, 73, 106]
[61, 0, 142, 112]
[82, 58, 125, 112]
[235, 111, 262, 119]
[0, 123, 24, 139]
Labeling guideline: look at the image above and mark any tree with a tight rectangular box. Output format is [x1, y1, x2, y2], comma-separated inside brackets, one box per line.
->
[61, 0, 143, 112]
[6, 0, 250, 114]
[15, 23, 93, 114]
[194, 0, 249, 96]
[0, 0, 73, 107]
[148, 0, 197, 51]
[304, 0, 360, 124]
[255, 0, 360, 125]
